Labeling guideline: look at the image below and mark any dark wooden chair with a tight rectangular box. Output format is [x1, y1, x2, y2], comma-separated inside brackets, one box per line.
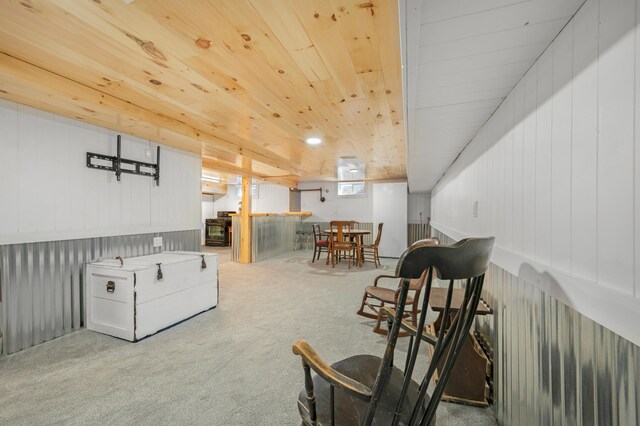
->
[357, 238, 439, 334]
[361, 223, 383, 267]
[292, 236, 495, 426]
[327, 221, 357, 268]
[312, 224, 328, 263]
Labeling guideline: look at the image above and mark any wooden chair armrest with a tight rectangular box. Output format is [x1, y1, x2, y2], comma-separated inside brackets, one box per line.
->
[292, 339, 372, 401]
[380, 307, 437, 346]
[373, 274, 399, 287]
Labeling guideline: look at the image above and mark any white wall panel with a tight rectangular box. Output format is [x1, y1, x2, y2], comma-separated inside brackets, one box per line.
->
[212, 183, 290, 215]
[496, 106, 507, 247]
[373, 182, 408, 257]
[571, 0, 599, 281]
[551, 22, 573, 272]
[53, 115, 72, 232]
[299, 181, 374, 222]
[597, 0, 636, 294]
[38, 111, 56, 233]
[0, 100, 201, 245]
[65, 117, 84, 232]
[0, 99, 18, 234]
[252, 184, 290, 213]
[431, 0, 640, 344]
[636, 0, 640, 298]
[522, 66, 538, 260]
[512, 82, 525, 255]
[18, 105, 39, 234]
[407, 192, 431, 224]
[504, 94, 515, 251]
[82, 122, 99, 230]
[535, 50, 553, 265]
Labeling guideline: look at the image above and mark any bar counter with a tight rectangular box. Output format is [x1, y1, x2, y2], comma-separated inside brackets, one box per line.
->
[230, 212, 311, 262]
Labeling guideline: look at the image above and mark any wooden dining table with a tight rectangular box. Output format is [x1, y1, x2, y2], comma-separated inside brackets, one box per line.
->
[322, 228, 371, 267]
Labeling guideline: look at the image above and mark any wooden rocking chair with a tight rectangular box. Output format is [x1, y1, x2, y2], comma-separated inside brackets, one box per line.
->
[292, 236, 495, 425]
[356, 238, 439, 334]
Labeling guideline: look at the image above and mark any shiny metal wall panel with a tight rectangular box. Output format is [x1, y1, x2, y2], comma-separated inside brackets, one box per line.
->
[231, 217, 241, 262]
[407, 223, 430, 245]
[252, 216, 298, 262]
[231, 218, 374, 263]
[0, 229, 199, 355]
[432, 229, 640, 426]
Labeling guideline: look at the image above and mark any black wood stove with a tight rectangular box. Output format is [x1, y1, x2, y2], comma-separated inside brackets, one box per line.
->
[205, 211, 235, 246]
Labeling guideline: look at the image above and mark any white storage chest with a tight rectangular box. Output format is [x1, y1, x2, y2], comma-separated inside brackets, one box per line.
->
[86, 251, 218, 341]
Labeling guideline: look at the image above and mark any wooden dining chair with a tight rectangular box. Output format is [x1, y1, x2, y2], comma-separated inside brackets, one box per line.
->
[311, 224, 328, 263]
[292, 236, 495, 426]
[327, 221, 357, 268]
[347, 220, 363, 264]
[361, 222, 383, 267]
[357, 238, 440, 334]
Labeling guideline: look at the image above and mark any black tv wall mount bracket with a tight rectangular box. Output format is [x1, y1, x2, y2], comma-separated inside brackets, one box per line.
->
[86, 134, 160, 186]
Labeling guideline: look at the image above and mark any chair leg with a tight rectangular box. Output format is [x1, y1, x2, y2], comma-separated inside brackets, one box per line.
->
[357, 294, 376, 319]
[372, 302, 386, 335]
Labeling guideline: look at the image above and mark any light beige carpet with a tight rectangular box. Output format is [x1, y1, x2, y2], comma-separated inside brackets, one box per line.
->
[0, 248, 496, 425]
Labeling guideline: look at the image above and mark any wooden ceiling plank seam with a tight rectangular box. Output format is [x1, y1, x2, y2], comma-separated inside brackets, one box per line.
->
[247, 0, 332, 82]
[291, 0, 364, 100]
[370, 0, 405, 143]
[328, 0, 384, 75]
[206, 0, 353, 137]
[212, 2, 340, 125]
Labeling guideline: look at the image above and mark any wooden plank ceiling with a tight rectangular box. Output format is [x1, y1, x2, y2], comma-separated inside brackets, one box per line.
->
[0, 0, 405, 187]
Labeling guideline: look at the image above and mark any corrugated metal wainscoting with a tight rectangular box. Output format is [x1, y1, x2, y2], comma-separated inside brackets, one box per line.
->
[0, 229, 200, 355]
[407, 223, 431, 245]
[432, 229, 640, 425]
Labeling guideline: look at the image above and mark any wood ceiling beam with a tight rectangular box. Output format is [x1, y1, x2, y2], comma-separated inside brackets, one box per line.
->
[202, 156, 298, 189]
[201, 182, 227, 195]
[0, 51, 302, 176]
[203, 157, 252, 177]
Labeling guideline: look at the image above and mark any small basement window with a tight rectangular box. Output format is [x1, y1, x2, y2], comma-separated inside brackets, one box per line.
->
[337, 181, 366, 196]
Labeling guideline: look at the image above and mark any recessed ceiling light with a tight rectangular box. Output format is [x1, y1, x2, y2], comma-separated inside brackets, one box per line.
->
[306, 137, 322, 145]
[349, 168, 359, 173]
